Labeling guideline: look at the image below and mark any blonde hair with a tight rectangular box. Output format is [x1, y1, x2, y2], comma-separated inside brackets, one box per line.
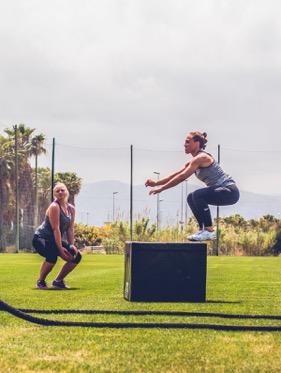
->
[53, 182, 69, 203]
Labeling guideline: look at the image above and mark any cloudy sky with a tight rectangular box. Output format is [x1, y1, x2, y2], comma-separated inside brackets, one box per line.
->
[1, 1, 281, 195]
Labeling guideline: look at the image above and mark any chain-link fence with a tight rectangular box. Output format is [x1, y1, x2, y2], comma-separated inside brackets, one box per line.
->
[1, 126, 281, 253]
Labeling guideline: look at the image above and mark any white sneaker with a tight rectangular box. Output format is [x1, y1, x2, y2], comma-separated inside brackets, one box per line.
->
[188, 230, 216, 241]
[187, 230, 203, 241]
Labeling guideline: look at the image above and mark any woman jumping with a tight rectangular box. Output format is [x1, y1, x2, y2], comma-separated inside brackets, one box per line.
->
[145, 131, 240, 241]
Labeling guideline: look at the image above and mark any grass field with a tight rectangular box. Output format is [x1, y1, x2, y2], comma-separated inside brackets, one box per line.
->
[1, 253, 281, 372]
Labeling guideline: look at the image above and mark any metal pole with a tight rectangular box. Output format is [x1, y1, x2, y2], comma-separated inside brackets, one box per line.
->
[159, 199, 164, 228]
[153, 172, 160, 230]
[157, 188, 160, 230]
[34, 146, 38, 228]
[216, 144, 221, 256]
[15, 125, 20, 252]
[180, 182, 184, 231]
[130, 145, 133, 241]
[184, 180, 188, 224]
[113, 192, 118, 222]
[51, 138, 55, 202]
[113, 194, 115, 222]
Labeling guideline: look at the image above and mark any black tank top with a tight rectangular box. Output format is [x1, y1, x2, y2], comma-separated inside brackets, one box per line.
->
[35, 201, 72, 240]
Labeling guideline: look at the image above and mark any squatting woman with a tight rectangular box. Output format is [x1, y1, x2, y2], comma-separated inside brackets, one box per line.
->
[32, 182, 82, 289]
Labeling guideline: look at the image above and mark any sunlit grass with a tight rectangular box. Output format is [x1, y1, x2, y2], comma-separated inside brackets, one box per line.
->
[1, 254, 281, 372]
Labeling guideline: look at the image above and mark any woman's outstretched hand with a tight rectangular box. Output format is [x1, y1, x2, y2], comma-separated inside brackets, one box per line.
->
[145, 179, 157, 187]
[149, 186, 163, 195]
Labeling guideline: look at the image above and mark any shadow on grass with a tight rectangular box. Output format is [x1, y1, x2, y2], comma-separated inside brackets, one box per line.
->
[33, 288, 80, 291]
[17, 308, 281, 320]
[206, 300, 241, 304]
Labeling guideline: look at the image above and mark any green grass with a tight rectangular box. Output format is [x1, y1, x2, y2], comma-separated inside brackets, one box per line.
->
[1, 254, 281, 372]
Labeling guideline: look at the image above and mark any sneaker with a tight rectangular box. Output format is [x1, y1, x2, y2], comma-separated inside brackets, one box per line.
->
[187, 230, 203, 241]
[188, 230, 216, 241]
[36, 280, 48, 290]
[52, 279, 69, 290]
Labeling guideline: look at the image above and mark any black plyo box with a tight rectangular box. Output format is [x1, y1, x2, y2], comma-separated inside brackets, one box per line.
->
[124, 241, 207, 302]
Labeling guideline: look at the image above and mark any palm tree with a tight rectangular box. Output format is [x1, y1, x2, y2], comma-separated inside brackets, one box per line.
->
[4, 125, 47, 248]
[30, 134, 46, 226]
[0, 135, 14, 251]
[36, 167, 52, 223]
[1, 126, 82, 250]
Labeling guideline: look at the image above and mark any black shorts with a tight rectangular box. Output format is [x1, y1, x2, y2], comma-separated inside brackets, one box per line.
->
[32, 234, 76, 264]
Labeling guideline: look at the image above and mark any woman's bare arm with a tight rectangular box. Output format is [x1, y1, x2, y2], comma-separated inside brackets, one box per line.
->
[66, 205, 76, 248]
[149, 158, 201, 194]
[145, 162, 189, 187]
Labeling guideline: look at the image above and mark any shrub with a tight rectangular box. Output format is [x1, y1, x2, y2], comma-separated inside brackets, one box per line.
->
[74, 215, 281, 256]
[102, 237, 124, 254]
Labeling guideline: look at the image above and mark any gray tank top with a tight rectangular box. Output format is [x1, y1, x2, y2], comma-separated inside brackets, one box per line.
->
[35, 201, 72, 240]
[194, 151, 236, 187]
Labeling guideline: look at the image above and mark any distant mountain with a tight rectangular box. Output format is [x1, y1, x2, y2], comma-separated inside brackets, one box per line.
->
[75, 180, 281, 226]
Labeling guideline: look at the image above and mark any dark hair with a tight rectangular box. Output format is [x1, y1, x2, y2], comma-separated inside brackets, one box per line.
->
[190, 131, 208, 149]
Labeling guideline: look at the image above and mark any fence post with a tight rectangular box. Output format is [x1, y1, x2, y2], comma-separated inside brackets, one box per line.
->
[15, 125, 19, 252]
[215, 144, 221, 256]
[34, 144, 38, 228]
[184, 180, 188, 225]
[130, 145, 133, 241]
[51, 138, 55, 202]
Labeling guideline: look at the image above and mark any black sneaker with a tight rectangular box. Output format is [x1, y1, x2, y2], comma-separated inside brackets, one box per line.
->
[36, 280, 48, 290]
[52, 280, 69, 290]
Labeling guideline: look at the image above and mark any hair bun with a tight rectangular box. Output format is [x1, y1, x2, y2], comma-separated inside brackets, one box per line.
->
[202, 132, 207, 138]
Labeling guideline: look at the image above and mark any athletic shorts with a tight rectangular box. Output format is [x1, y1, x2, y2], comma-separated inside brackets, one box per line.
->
[32, 234, 76, 264]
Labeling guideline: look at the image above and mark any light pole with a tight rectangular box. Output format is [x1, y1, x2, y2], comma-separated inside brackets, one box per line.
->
[184, 179, 188, 225]
[180, 182, 184, 231]
[153, 171, 160, 230]
[112, 192, 118, 222]
[15, 125, 19, 252]
[159, 199, 164, 229]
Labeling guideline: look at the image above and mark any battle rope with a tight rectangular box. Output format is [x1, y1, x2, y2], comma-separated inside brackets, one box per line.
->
[1, 300, 281, 331]
[18, 308, 281, 320]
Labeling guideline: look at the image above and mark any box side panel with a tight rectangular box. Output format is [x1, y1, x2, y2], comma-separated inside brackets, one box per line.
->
[127, 242, 207, 302]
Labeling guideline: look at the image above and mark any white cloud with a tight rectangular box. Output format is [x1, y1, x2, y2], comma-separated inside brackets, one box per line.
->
[0, 0, 281, 194]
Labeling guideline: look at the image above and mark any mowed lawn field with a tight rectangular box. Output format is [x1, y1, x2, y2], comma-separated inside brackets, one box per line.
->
[1, 253, 281, 372]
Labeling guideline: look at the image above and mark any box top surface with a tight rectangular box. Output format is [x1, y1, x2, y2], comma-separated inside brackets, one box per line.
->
[125, 241, 207, 251]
